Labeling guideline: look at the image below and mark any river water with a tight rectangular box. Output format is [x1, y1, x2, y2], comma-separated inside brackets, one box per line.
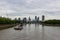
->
[0, 24, 60, 40]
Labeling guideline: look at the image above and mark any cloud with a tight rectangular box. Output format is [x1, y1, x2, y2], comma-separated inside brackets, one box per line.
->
[0, 0, 60, 19]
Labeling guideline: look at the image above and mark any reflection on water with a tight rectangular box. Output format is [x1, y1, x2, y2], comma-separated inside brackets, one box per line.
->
[0, 24, 60, 40]
[41, 25, 45, 40]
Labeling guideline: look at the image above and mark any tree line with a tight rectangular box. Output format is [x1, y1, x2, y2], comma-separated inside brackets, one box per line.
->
[0, 17, 20, 24]
[44, 20, 60, 24]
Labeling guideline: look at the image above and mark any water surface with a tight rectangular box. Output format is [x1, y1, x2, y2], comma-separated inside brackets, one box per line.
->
[0, 24, 60, 40]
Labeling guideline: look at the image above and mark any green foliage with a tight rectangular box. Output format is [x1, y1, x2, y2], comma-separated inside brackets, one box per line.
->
[0, 17, 19, 24]
[44, 20, 60, 24]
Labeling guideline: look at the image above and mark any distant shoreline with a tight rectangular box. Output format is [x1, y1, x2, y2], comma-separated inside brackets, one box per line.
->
[41, 23, 60, 27]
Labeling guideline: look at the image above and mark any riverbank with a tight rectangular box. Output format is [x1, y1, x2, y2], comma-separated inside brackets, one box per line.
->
[41, 20, 60, 26]
[41, 24, 60, 27]
[0, 24, 18, 30]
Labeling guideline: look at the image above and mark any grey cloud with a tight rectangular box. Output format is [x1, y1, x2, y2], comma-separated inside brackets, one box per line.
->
[0, 0, 60, 19]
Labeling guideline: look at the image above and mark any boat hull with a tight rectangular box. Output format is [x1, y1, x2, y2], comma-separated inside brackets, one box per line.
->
[14, 27, 23, 30]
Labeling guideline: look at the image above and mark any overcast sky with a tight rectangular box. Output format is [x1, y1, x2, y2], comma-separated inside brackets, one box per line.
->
[0, 0, 60, 20]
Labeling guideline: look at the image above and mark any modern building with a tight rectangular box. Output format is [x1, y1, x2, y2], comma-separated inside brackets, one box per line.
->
[35, 16, 39, 23]
[28, 17, 31, 23]
[23, 17, 27, 23]
[42, 15, 45, 22]
[35, 16, 37, 23]
[37, 17, 39, 22]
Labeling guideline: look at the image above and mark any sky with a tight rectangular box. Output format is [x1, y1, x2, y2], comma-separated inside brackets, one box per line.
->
[0, 0, 60, 20]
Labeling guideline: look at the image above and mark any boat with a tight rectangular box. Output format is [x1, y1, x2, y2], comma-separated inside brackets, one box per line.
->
[14, 27, 23, 30]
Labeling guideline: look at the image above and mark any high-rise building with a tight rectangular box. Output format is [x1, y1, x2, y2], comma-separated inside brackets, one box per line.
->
[28, 17, 31, 23]
[35, 16, 39, 23]
[35, 16, 37, 22]
[37, 17, 39, 22]
[18, 17, 21, 23]
[42, 15, 45, 22]
[23, 17, 27, 23]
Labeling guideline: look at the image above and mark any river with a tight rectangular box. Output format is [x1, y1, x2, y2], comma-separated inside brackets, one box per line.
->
[0, 24, 60, 40]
